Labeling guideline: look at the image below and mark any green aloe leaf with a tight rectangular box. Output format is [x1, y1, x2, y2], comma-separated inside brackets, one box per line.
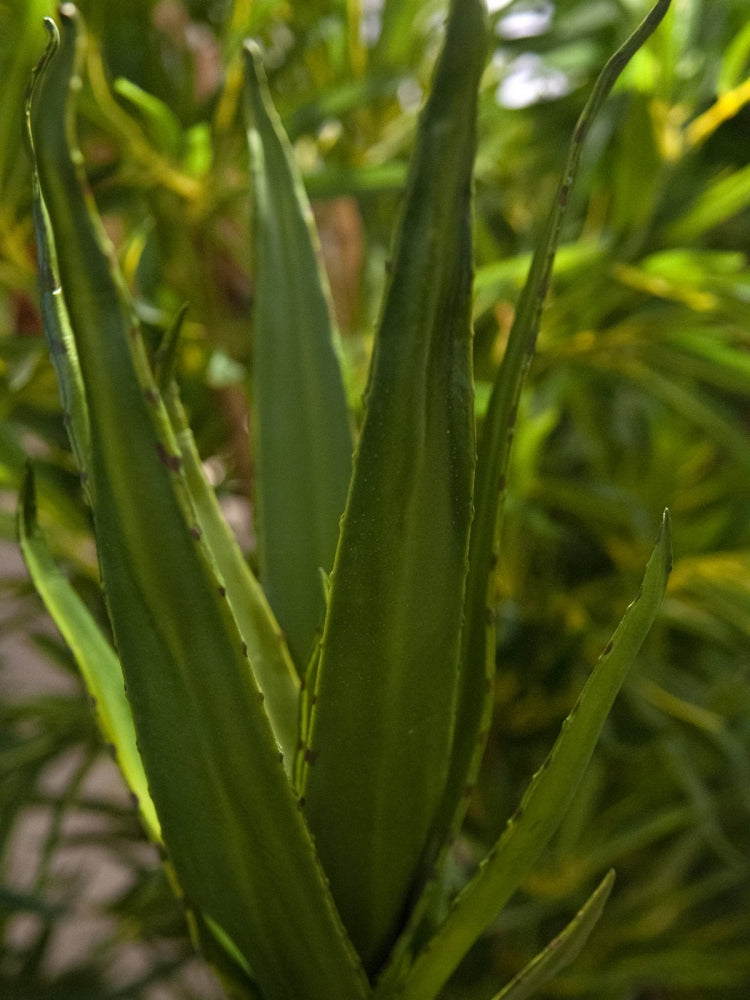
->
[25, 89, 91, 487]
[446, 0, 674, 856]
[490, 870, 615, 1000]
[381, 4, 674, 973]
[301, 0, 487, 973]
[158, 324, 300, 767]
[389, 511, 671, 1000]
[27, 10, 368, 1000]
[244, 41, 353, 670]
[16, 463, 160, 842]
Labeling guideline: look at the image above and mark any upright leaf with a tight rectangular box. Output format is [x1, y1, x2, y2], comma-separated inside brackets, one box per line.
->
[244, 42, 353, 669]
[301, 0, 488, 972]
[490, 870, 616, 1000]
[433, 0, 674, 899]
[27, 11, 368, 1000]
[389, 513, 672, 1000]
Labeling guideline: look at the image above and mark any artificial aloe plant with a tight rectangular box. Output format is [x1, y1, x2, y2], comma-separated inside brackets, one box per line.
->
[19, 1, 672, 998]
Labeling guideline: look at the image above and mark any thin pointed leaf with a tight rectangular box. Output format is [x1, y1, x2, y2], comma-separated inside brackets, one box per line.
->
[384, 3, 674, 975]
[24, 51, 90, 484]
[442, 0, 674, 883]
[391, 512, 671, 1000]
[27, 12, 368, 999]
[17, 464, 160, 841]
[491, 871, 615, 1000]
[244, 41, 353, 669]
[301, 0, 487, 972]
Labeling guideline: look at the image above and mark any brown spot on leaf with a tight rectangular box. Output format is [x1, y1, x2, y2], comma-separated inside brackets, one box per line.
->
[156, 441, 181, 472]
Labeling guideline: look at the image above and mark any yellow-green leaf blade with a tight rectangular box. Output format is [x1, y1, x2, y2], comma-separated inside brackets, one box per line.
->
[16, 464, 160, 842]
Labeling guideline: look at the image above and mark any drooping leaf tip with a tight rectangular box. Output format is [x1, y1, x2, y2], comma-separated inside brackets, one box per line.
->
[242, 39, 264, 76]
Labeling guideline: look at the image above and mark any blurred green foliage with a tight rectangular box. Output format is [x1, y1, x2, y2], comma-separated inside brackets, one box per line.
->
[1, 0, 749, 997]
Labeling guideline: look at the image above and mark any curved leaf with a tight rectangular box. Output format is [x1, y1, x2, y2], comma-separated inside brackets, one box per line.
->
[17, 463, 160, 841]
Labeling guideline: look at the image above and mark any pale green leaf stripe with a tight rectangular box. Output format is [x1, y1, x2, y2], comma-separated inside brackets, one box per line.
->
[163, 374, 300, 768]
[302, 0, 487, 973]
[393, 512, 671, 1000]
[29, 13, 368, 1000]
[491, 871, 615, 1000]
[244, 41, 353, 670]
[17, 464, 160, 842]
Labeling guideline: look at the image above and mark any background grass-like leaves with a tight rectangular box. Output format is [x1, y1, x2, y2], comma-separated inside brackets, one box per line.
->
[1, 0, 749, 997]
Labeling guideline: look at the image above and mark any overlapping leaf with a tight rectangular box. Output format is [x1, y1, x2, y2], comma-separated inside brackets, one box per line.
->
[26, 10, 368, 999]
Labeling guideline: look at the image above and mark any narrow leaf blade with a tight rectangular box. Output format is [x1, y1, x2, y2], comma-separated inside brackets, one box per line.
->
[445, 0, 675, 856]
[24, 36, 90, 484]
[17, 464, 160, 841]
[491, 870, 615, 1000]
[244, 42, 353, 669]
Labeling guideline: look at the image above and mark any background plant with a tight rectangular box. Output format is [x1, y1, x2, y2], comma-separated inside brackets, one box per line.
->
[1, 1, 749, 998]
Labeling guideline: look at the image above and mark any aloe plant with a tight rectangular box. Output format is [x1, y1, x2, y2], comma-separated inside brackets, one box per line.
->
[19, 1, 672, 998]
